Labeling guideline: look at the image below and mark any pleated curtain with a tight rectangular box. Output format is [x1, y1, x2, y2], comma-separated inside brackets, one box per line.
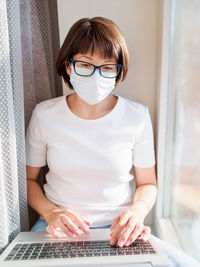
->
[0, 0, 62, 254]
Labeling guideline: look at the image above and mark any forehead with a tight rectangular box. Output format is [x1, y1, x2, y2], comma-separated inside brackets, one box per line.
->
[74, 50, 117, 62]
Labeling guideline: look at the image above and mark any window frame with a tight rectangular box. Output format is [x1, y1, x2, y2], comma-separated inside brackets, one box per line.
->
[154, 0, 182, 249]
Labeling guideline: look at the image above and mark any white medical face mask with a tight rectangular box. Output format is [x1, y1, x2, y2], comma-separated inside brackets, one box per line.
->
[69, 67, 116, 105]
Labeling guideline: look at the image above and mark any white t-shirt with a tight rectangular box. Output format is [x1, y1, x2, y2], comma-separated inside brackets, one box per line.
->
[26, 94, 155, 227]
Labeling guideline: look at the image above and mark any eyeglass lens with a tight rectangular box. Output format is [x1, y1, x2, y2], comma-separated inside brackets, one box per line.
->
[74, 61, 119, 78]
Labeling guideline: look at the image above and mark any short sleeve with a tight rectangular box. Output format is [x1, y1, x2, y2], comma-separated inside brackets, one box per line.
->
[132, 106, 156, 168]
[25, 105, 47, 167]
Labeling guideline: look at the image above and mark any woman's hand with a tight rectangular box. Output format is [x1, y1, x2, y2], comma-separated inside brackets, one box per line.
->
[44, 208, 91, 238]
[110, 209, 151, 247]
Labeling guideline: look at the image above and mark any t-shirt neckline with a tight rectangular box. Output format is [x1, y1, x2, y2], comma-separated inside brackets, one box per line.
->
[63, 94, 121, 122]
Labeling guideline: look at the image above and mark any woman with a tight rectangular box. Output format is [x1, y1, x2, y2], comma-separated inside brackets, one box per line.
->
[26, 17, 199, 266]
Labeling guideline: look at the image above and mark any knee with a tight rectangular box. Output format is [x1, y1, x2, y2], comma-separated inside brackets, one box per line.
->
[31, 219, 48, 232]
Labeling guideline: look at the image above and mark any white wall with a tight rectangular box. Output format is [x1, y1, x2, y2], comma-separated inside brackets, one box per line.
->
[57, 0, 160, 225]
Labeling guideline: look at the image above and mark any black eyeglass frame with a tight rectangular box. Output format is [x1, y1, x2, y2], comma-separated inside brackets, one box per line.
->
[68, 59, 122, 79]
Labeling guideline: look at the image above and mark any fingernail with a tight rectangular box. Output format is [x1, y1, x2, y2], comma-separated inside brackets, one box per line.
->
[142, 237, 148, 242]
[67, 233, 73, 237]
[110, 238, 116, 245]
[75, 230, 81, 235]
[118, 240, 124, 247]
[125, 240, 131, 246]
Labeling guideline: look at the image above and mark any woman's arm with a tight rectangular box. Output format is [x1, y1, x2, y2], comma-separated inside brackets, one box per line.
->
[110, 165, 157, 247]
[26, 165, 59, 220]
[130, 165, 157, 219]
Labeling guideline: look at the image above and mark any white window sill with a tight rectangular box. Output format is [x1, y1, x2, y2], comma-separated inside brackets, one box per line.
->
[154, 217, 182, 250]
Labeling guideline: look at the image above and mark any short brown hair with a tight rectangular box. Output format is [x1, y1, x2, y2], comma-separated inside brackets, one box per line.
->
[56, 17, 129, 89]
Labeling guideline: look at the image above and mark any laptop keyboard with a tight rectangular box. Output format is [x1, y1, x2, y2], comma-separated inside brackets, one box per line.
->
[4, 239, 156, 261]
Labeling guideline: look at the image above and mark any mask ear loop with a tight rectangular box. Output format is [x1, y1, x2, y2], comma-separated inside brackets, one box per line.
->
[68, 58, 73, 69]
[64, 60, 72, 79]
[68, 61, 71, 67]
[64, 60, 71, 71]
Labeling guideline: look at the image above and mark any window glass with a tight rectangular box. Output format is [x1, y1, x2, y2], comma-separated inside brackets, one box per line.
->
[165, 0, 200, 262]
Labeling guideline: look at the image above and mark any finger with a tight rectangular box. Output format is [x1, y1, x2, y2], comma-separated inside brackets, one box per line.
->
[110, 211, 131, 245]
[110, 215, 120, 232]
[65, 210, 90, 234]
[51, 225, 72, 239]
[140, 226, 151, 241]
[124, 223, 144, 246]
[139, 226, 151, 239]
[111, 213, 128, 235]
[83, 219, 91, 226]
[56, 220, 74, 237]
[117, 219, 137, 247]
[79, 214, 91, 226]
[46, 225, 59, 239]
[60, 215, 82, 236]
[110, 218, 120, 236]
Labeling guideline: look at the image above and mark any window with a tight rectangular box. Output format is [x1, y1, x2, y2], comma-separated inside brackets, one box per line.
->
[156, 0, 200, 263]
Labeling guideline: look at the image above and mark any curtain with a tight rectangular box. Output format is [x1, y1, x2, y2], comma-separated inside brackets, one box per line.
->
[0, 0, 62, 254]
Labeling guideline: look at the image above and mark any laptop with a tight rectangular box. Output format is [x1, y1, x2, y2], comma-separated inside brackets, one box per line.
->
[0, 229, 171, 267]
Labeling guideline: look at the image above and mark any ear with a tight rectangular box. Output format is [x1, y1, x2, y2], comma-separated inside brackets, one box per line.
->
[65, 61, 72, 76]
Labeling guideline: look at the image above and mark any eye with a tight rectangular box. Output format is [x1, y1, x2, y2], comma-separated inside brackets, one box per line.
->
[77, 62, 93, 69]
[82, 63, 90, 67]
[104, 66, 113, 70]
[101, 65, 117, 72]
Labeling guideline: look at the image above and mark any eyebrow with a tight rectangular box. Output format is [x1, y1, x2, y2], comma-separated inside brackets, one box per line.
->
[78, 56, 117, 63]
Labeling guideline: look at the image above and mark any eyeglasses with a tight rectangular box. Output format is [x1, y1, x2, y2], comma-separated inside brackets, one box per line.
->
[68, 59, 122, 79]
